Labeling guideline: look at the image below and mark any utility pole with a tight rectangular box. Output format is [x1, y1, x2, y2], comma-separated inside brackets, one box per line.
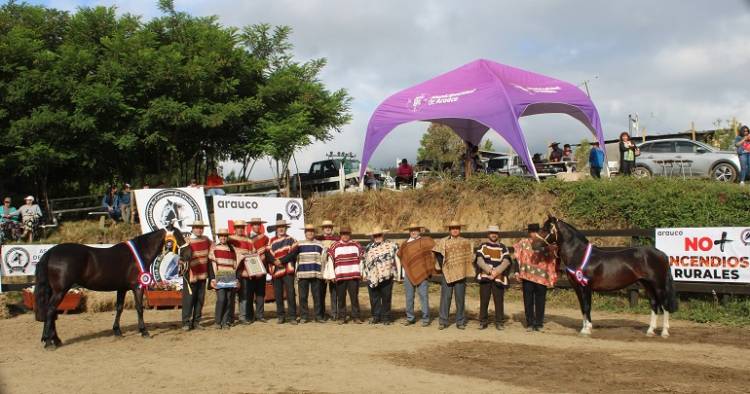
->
[578, 75, 598, 98]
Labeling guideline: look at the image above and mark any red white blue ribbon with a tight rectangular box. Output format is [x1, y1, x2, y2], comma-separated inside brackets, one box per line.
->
[567, 243, 593, 286]
[126, 240, 154, 288]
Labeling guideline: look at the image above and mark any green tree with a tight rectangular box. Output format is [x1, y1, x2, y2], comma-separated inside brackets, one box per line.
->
[481, 139, 494, 152]
[574, 138, 592, 170]
[417, 123, 466, 170]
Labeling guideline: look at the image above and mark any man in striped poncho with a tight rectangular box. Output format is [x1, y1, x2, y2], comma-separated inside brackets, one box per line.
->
[328, 226, 365, 324]
[181, 220, 212, 331]
[363, 227, 400, 325]
[269, 220, 299, 324]
[295, 224, 326, 323]
[475, 225, 512, 331]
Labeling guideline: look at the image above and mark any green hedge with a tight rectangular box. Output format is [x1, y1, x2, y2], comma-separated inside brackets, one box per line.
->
[464, 175, 750, 229]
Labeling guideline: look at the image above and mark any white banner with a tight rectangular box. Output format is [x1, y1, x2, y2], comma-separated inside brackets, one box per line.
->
[134, 187, 212, 238]
[1, 244, 113, 277]
[656, 227, 750, 283]
[213, 195, 305, 240]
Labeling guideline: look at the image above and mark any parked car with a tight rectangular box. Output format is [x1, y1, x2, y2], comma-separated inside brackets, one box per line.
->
[633, 138, 740, 182]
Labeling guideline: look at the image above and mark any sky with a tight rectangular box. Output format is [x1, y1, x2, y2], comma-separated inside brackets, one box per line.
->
[29, 0, 750, 179]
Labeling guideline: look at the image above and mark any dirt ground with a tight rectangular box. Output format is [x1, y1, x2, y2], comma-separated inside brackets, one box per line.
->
[1, 286, 748, 394]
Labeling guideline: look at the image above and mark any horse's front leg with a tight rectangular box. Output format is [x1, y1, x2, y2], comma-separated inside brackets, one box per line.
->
[113, 289, 126, 336]
[580, 286, 593, 335]
[571, 283, 588, 335]
[133, 287, 150, 338]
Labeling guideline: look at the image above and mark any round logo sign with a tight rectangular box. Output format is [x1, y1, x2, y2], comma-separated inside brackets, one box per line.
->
[285, 200, 302, 220]
[741, 229, 750, 246]
[4, 247, 31, 274]
[144, 189, 203, 234]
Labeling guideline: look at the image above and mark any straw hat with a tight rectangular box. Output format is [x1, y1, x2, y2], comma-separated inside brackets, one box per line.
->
[189, 220, 207, 227]
[248, 217, 266, 224]
[319, 219, 335, 228]
[301, 224, 316, 232]
[216, 228, 230, 236]
[274, 219, 290, 228]
[24, 196, 34, 202]
[487, 225, 501, 233]
[444, 220, 464, 229]
[339, 226, 352, 234]
[527, 223, 541, 232]
[233, 219, 247, 227]
[402, 223, 423, 231]
[368, 226, 387, 236]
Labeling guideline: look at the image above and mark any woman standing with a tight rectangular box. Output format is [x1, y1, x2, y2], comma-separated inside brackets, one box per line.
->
[734, 125, 750, 185]
[619, 132, 637, 176]
[209, 229, 239, 329]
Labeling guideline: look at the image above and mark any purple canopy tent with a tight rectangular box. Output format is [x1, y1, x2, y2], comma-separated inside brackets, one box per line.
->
[359, 59, 606, 180]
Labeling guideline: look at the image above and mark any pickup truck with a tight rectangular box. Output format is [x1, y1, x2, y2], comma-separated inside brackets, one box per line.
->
[291, 159, 368, 196]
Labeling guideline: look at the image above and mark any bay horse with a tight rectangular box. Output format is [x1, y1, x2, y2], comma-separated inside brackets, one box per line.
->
[34, 224, 187, 349]
[536, 215, 677, 337]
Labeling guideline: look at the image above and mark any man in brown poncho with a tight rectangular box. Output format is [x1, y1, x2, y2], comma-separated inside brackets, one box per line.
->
[397, 223, 435, 327]
[433, 221, 474, 330]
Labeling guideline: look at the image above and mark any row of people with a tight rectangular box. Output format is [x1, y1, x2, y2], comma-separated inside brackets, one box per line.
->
[178, 219, 559, 331]
[1, 195, 43, 242]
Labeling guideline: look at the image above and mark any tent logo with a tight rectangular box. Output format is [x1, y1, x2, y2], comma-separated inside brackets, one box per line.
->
[408, 94, 427, 112]
[511, 83, 561, 95]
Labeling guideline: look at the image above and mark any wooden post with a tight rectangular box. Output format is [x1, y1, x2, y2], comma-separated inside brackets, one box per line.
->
[641, 127, 646, 143]
[464, 141, 473, 179]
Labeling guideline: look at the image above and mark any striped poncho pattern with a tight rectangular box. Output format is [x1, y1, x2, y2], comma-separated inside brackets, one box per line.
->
[269, 235, 298, 278]
[187, 236, 212, 282]
[328, 240, 364, 281]
[363, 240, 399, 288]
[295, 240, 326, 279]
[229, 234, 255, 278]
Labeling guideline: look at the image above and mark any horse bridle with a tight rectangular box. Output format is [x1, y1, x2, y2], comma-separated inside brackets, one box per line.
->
[534, 223, 560, 259]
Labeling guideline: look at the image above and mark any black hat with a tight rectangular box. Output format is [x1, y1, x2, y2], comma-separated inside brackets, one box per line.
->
[527, 223, 540, 233]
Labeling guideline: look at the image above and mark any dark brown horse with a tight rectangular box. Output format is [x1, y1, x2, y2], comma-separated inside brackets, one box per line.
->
[34, 224, 187, 349]
[536, 215, 677, 337]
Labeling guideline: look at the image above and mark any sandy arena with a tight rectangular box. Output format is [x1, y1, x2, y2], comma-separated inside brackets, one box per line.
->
[0, 288, 748, 394]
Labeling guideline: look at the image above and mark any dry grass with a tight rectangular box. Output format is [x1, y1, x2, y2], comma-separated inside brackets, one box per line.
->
[83, 291, 136, 313]
[43, 221, 141, 245]
[306, 186, 558, 235]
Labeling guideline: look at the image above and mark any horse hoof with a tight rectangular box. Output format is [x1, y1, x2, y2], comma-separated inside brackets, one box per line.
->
[579, 331, 591, 336]
[53, 337, 63, 347]
[646, 331, 656, 337]
[661, 331, 670, 338]
[141, 331, 151, 338]
[113, 329, 123, 337]
[44, 343, 57, 351]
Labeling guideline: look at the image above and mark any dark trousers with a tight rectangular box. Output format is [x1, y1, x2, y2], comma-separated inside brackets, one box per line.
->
[298, 278, 322, 321]
[215, 288, 235, 326]
[336, 279, 360, 320]
[395, 176, 413, 189]
[522, 280, 547, 328]
[273, 274, 296, 321]
[320, 280, 338, 319]
[367, 279, 394, 322]
[244, 276, 266, 321]
[479, 281, 505, 324]
[620, 160, 634, 176]
[181, 279, 206, 327]
[590, 166, 602, 179]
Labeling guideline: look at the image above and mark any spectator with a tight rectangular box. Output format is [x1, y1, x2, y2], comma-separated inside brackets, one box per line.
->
[562, 144, 573, 161]
[618, 132, 637, 176]
[364, 171, 379, 190]
[102, 185, 121, 221]
[1, 197, 19, 223]
[188, 179, 199, 187]
[205, 168, 226, 196]
[734, 125, 750, 185]
[395, 159, 414, 190]
[548, 142, 563, 162]
[18, 196, 42, 242]
[119, 183, 132, 224]
[588, 141, 605, 179]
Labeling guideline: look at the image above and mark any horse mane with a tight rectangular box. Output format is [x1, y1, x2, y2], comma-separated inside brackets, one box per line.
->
[557, 219, 589, 244]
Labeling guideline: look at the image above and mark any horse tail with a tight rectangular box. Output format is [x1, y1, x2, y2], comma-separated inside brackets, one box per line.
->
[664, 268, 678, 313]
[34, 251, 52, 322]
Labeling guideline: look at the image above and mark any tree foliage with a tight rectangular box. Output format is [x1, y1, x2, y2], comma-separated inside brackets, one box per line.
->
[417, 123, 465, 170]
[0, 1, 350, 202]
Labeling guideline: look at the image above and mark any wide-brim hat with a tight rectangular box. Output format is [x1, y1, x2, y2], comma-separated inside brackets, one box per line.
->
[549, 142, 560, 147]
[189, 220, 207, 227]
[275, 219, 290, 228]
[319, 219, 335, 228]
[527, 223, 541, 233]
[301, 224, 316, 232]
[368, 227, 387, 236]
[216, 228, 230, 236]
[24, 195, 34, 201]
[402, 223, 423, 231]
[248, 217, 267, 224]
[445, 220, 464, 229]
[339, 226, 352, 234]
[233, 219, 247, 227]
[487, 225, 501, 233]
